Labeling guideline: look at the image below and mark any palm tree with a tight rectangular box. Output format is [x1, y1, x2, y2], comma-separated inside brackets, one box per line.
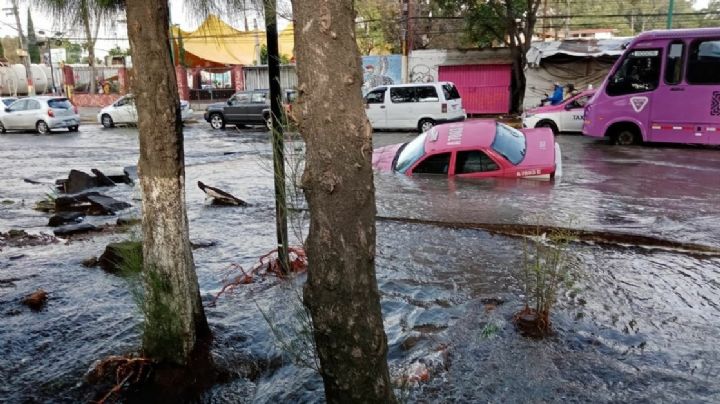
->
[36, 0, 123, 94]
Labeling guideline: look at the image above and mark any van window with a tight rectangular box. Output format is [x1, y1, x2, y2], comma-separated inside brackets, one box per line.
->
[412, 152, 450, 175]
[687, 39, 720, 85]
[390, 87, 415, 103]
[665, 42, 684, 85]
[416, 86, 439, 102]
[606, 49, 661, 96]
[455, 150, 499, 173]
[442, 84, 461, 100]
[251, 92, 267, 103]
[365, 89, 385, 104]
[26, 100, 41, 110]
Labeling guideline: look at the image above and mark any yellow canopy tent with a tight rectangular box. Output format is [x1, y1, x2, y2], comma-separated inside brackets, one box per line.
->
[171, 15, 295, 67]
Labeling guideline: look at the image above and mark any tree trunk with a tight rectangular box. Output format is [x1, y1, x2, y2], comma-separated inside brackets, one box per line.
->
[80, 0, 96, 94]
[291, 0, 396, 402]
[126, 0, 210, 366]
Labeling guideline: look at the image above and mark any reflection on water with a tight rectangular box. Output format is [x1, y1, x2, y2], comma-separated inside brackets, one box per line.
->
[0, 127, 719, 402]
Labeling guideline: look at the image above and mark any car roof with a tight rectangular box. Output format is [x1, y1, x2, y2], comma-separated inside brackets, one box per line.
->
[369, 82, 455, 91]
[424, 120, 498, 154]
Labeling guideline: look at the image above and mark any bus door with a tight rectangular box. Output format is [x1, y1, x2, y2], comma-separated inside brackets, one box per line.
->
[684, 38, 720, 145]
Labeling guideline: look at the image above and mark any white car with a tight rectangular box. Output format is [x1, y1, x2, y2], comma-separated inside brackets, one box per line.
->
[97, 94, 194, 128]
[363, 82, 466, 132]
[522, 90, 595, 134]
[0, 96, 80, 134]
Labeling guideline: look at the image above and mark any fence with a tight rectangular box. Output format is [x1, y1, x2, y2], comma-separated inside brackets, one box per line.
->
[243, 65, 297, 91]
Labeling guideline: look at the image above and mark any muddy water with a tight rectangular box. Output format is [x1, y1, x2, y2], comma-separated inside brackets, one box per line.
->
[1, 126, 719, 402]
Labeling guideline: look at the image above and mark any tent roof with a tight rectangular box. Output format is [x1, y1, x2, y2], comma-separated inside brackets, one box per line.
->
[172, 15, 294, 66]
[527, 38, 631, 66]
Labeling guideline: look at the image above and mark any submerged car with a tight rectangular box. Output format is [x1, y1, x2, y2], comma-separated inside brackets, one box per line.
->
[97, 94, 194, 128]
[0, 96, 80, 134]
[522, 89, 595, 134]
[373, 120, 561, 179]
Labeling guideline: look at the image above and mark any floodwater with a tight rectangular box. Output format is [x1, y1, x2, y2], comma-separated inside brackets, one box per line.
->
[1, 123, 719, 403]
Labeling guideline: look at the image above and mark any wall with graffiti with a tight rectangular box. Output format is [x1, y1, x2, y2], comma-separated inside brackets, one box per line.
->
[361, 55, 402, 94]
[408, 48, 511, 83]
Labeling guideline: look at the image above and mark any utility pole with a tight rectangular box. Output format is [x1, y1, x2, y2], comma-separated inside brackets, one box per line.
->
[401, 0, 409, 82]
[542, 0, 547, 41]
[666, 0, 675, 29]
[6, 0, 33, 95]
[564, 0, 570, 39]
[264, 0, 289, 273]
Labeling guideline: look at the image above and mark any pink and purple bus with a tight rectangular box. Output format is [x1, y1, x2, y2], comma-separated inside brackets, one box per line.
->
[583, 28, 720, 145]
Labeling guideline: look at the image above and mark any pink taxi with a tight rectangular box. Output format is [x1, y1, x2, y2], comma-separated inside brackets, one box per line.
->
[372, 120, 562, 179]
[522, 89, 596, 134]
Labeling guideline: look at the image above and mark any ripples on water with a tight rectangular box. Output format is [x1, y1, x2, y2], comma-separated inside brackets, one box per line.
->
[0, 127, 719, 402]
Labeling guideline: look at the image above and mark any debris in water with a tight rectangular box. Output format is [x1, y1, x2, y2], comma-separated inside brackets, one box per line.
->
[86, 355, 152, 404]
[0, 230, 58, 250]
[82, 257, 99, 268]
[48, 212, 85, 227]
[98, 241, 142, 273]
[212, 247, 307, 305]
[513, 306, 552, 339]
[53, 223, 100, 237]
[22, 288, 48, 311]
[197, 181, 248, 206]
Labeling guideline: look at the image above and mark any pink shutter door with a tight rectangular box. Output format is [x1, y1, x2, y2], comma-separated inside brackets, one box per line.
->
[438, 64, 511, 115]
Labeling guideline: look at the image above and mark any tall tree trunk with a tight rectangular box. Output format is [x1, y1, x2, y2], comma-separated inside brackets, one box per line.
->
[126, 0, 210, 366]
[80, 0, 96, 94]
[291, 0, 396, 402]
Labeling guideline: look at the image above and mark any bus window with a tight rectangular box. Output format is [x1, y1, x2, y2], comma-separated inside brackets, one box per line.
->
[606, 49, 661, 96]
[665, 42, 684, 85]
[687, 39, 720, 85]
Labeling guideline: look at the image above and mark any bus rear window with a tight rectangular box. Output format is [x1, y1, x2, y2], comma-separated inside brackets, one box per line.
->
[687, 39, 720, 85]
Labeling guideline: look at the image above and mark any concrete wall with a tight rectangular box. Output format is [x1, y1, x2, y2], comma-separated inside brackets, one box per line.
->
[408, 48, 512, 83]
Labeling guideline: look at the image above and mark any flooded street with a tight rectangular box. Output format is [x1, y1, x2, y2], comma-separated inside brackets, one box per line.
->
[1, 123, 719, 402]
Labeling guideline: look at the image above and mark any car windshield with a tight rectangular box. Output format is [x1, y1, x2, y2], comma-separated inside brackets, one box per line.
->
[394, 132, 427, 173]
[48, 99, 73, 109]
[491, 123, 526, 165]
[2, 98, 17, 106]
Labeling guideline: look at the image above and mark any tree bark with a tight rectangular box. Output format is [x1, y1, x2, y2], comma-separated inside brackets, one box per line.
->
[291, 0, 396, 402]
[126, 0, 210, 366]
[80, 0, 96, 94]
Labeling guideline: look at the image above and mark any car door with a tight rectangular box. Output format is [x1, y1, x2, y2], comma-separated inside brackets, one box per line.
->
[453, 149, 503, 178]
[386, 87, 416, 129]
[248, 91, 268, 124]
[22, 99, 42, 129]
[224, 92, 250, 123]
[409, 152, 452, 176]
[559, 94, 590, 132]
[114, 97, 136, 123]
[3, 99, 27, 129]
[364, 88, 387, 129]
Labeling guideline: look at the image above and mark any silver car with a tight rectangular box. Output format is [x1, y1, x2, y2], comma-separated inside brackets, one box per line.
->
[0, 96, 80, 134]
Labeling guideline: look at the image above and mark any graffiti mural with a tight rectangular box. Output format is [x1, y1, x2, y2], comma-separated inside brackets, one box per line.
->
[410, 64, 435, 83]
[361, 55, 401, 94]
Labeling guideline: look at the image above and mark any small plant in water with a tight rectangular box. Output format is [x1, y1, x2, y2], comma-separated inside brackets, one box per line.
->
[514, 225, 575, 338]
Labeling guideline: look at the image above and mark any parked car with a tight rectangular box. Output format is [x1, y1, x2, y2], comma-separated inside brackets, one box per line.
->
[204, 88, 297, 130]
[522, 89, 595, 134]
[0, 97, 19, 107]
[363, 82, 466, 132]
[373, 120, 561, 179]
[97, 94, 194, 128]
[0, 96, 79, 134]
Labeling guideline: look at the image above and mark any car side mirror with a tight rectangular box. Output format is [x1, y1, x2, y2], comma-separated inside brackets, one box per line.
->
[4, 108, 10, 113]
[226, 100, 232, 105]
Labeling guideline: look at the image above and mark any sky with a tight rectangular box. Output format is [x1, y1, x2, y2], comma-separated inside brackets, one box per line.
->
[0, 0, 292, 59]
[0, 0, 710, 59]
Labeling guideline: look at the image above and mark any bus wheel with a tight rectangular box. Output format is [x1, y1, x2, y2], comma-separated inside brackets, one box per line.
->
[611, 128, 640, 146]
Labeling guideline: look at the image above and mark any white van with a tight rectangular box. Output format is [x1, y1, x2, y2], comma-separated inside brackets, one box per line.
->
[364, 82, 466, 132]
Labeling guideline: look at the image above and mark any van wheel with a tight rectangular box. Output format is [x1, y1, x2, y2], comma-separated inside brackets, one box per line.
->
[264, 114, 272, 131]
[36, 121, 50, 135]
[0, 122, 6, 134]
[101, 114, 114, 128]
[68, 126, 79, 132]
[611, 128, 640, 146]
[536, 120, 558, 135]
[209, 113, 225, 130]
[418, 118, 435, 133]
